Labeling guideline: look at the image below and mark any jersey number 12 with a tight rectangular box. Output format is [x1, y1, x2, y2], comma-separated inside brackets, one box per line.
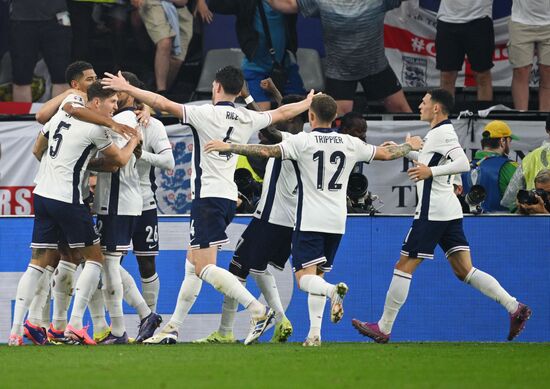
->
[313, 150, 346, 191]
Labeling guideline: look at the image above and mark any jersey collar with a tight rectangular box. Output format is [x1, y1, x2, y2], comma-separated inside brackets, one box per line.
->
[431, 119, 452, 130]
[215, 101, 235, 107]
[114, 106, 136, 115]
[311, 127, 335, 133]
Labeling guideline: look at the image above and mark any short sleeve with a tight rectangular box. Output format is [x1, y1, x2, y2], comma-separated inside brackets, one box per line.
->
[181, 104, 199, 126]
[297, 0, 320, 17]
[248, 110, 272, 132]
[41, 121, 52, 138]
[60, 93, 85, 112]
[350, 137, 376, 164]
[279, 132, 306, 161]
[91, 126, 113, 151]
[433, 128, 462, 159]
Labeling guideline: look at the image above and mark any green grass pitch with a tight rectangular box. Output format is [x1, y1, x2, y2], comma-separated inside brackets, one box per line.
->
[1, 343, 549, 388]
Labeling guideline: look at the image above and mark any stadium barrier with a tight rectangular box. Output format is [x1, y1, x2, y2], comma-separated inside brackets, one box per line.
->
[1, 215, 548, 343]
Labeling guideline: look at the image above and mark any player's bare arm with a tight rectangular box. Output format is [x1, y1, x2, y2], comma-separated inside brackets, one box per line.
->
[32, 132, 48, 161]
[64, 104, 138, 139]
[102, 71, 182, 119]
[204, 139, 282, 159]
[267, 89, 317, 124]
[102, 133, 141, 167]
[374, 135, 423, 161]
[87, 157, 120, 173]
[241, 81, 284, 143]
[35, 89, 83, 124]
[260, 78, 283, 106]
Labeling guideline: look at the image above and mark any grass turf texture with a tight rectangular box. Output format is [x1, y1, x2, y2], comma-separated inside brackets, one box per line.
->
[1, 343, 549, 388]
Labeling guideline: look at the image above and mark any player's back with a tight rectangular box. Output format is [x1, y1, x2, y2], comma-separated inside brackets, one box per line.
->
[182, 103, 272, 201]
[279, 129, 376, 234]
[34, 109, 112, 205]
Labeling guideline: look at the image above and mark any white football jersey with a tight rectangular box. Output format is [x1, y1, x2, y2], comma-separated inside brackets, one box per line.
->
[414, 120, 464, 221]
[34, 110, 112, 204]
[181, 102, 272, 201]
[279, 129, 376, 234]
[254, 159, 297, 228]
[136, 117, 173, 211]
[93, 109, 142, 216]
[34, 93, 86, 185]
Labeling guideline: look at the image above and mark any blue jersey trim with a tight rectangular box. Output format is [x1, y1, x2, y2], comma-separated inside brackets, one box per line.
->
[189, 124, 202, 198]
[108, 170, 120, 215]
[260, 159, 282, 222]
[419, 152, 443, 219]
[72, 144, 95, 205]
[292, 160, 303, 230]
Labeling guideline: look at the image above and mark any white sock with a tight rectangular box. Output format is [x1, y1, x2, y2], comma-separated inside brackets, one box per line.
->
[378, 269, 412, 335]
[27, 265, 54, 327]
[120, 266, 151, 320]
[218, 279, 246, 336]
[10, 264, 45, 336]
[464, 267, 519, 313]
[299, 274, 334, 297]
[251, 270, 285, 322]
[52, 260, 77, 330]
[68, 261, 103, 331]
[169, 260, 203, 328]
[307, 293, 326, 339]
[141, 273, 160, 312]
[200, 264, 263, 318]
[89, 284, 109, 335]
[102, 253, 125, 337]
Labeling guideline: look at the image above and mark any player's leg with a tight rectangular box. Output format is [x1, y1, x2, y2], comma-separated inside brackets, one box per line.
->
[447, 249, 531, 340]
[137, 255, 159, 311]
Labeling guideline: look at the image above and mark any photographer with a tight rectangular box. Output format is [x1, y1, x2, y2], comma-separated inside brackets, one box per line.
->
[516, 169, 550, 215]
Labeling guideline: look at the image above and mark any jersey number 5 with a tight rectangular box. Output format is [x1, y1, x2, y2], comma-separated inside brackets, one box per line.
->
[313, 150, 346, 191]
[49, 121, 71, 159]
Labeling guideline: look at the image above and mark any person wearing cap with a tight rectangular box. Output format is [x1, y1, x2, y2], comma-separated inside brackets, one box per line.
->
[463, 120, 518, 213]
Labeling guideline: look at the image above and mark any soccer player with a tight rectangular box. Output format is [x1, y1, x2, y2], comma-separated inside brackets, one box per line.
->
[351, 89, 532, 343]
[102, 66, 315, 345]
[203, 93, 423, 346]
[90, 74, 162, 344]
[196, 94, 307, 344]
[8, 81, 140, 346]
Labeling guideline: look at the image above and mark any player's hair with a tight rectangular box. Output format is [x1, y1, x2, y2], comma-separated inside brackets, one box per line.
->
[310, 94, 337, 123]
[121, 71, 145, 90]
[65, 61, 94, 85]
[427, 88, 454, 115]
[282, 94, 307, 123]
[87, 80, 117, 101]
[340, 111, 366, 132]
[215, 66, 244, 95]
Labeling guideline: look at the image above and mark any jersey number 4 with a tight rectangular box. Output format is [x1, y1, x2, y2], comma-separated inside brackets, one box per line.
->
[49, 121, 71, 159]
[313, 150, 346, 190]
[219, 126, 234, 160]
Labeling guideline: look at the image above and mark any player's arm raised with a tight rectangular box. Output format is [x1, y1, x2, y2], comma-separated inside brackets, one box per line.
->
[35, 89, 80, 124]
[374, 134, 423, 161]
[204, 139, 282, 159]
[65, 104, 138, 139]
[102, 71, 183, 119]
[266, 89, 316, 126]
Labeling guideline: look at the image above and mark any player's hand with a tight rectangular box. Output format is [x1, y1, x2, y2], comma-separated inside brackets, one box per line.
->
[194, 0, 213, 24]
[102, 71, 130, 92]
[204, 139, 230, 153]
[405, 133, 423, 151]
[111, 122, 138, 139]
[135, 108, 150, 127]
[407, 160, 432, 182]
[305, 89, 321, 104]
[260, 78, 277, 93]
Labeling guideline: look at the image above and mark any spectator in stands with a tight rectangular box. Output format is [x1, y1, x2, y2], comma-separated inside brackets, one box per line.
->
[268, 0, 412, 114]
[9, 0, 71, 102]
[516, 169, 550, 215]
[508, 0, 550, 111]
[200, 0, 305, 111]
[435, 0, 494, 102]
[132, 0, 193, 93]
[501, 113, 550, 210]
[463, 120, 518, 213]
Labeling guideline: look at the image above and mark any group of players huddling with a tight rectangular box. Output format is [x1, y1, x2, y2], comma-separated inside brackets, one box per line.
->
[8, 61, 531, 347]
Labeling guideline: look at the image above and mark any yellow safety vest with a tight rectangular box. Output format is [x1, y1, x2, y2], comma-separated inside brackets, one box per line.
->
[522, 144, 550, 189]
[236, 155, 263, 184]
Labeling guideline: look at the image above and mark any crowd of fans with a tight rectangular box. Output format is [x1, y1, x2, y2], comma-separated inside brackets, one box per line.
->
[0, 0, 549, 112]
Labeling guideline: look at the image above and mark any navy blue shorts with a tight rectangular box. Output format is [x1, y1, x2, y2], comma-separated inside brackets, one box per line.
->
[132, 208, 159, 256]
[229, 218, 293, 280]
[291, 230, 342, 273]
[96, 214, 138, 252]
[401, 218, 470, 260]
[189, 197, 236, 249]
[32, 194, 99, 249]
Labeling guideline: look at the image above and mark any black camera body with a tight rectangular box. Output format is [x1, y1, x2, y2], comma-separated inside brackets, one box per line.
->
[517, 188, 549, 206]
[346, 172, 379, 215]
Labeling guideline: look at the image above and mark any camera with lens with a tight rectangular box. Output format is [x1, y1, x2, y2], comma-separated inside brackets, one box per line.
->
[517, 188, 549, 206]
[346, 173, 380, 215]
[234, 168, 261, 213]
[459, 184, 486, 214]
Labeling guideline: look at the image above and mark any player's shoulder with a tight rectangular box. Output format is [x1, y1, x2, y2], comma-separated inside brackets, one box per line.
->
[60, 93, 85, 109]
